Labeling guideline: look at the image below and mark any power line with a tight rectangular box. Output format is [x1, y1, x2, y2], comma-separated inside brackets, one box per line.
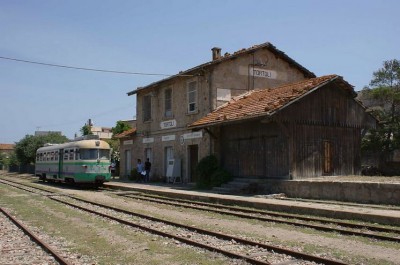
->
[0, 56, 193, 77]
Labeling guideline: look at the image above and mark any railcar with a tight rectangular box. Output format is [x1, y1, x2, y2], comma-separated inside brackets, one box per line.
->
[35, 137, 112, 185]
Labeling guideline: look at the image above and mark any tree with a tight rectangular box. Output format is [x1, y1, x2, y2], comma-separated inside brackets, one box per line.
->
[80, 124, 93, 136]
[111, 121, 132, 135]
[15, 133, 69, 165]
[361, 59, 400, 166]
[109, 121, 132, 162]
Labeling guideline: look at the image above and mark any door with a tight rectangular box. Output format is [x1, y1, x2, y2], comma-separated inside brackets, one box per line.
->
[323, 141, 333, 174]
[58, 149, 64, 178]
[188, 145, 198, 182]
[164, 146, 174, 176]
[125, 150, 131, 176]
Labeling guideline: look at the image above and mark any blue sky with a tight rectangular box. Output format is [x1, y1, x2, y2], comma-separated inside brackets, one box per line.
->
[0, 0, 399, 143]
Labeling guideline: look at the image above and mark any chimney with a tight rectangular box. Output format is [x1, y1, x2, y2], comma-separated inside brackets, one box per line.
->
[211, 47, 222, 60]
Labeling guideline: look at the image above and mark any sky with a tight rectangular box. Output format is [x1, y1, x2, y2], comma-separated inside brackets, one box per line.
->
[0, 0, 399, 144]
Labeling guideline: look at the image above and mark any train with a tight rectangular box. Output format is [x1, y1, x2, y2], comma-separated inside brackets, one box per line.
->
[35, 136, 112, 185]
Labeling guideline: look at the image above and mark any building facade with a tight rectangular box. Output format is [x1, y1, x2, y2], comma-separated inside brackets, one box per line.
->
[126, 42, 315, 182]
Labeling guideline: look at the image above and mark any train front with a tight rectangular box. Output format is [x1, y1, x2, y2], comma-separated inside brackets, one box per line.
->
[77, 140, 112, 184]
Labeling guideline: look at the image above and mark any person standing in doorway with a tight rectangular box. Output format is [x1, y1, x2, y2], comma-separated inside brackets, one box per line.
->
[144, 158, 151, 182]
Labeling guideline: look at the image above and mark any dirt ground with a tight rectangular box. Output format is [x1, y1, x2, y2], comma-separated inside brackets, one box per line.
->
[62, 187, 400, 265]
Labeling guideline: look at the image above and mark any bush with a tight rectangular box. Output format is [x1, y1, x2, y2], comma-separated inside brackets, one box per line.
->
[195, 155, 232, 189]
[210, 168, 233, 187]
[129, 169, 140, 181]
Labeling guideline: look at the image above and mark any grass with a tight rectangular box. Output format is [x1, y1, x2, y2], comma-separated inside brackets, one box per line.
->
[0, 184, 234, 265]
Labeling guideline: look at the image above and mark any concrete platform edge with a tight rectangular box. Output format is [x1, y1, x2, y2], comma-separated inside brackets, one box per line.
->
[104, 182, 400, 226]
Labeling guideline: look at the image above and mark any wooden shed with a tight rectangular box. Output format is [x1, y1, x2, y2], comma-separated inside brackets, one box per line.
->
[189, 75, 377, 179]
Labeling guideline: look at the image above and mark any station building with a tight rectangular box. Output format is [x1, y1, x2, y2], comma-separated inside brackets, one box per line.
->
[124, 42, 318, 181]
[122, 41, 376, 182]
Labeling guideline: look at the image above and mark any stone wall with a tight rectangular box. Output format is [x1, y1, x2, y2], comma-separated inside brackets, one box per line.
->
[262, 180, 400, 205]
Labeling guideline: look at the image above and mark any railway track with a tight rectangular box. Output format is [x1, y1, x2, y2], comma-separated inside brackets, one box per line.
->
[0, 206, 72, 265]
[0, 177, 348, 265]
[114, 192, 400, 243]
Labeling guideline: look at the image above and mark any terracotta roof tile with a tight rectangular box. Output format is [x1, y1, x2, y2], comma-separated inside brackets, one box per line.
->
[189, 75, 350, 128]
[114, 128, 136, 138]
[0, 144, 15, 150]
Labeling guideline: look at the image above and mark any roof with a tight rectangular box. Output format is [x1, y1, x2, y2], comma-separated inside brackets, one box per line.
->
[127, 42, 316, 96]
[189, 75, 356, 129]
[0, 144, 14, 150]
[114, 128, 137, 138]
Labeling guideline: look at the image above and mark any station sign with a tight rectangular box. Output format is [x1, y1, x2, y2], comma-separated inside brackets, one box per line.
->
[123, 140, 133, 145]
[143, 137, 154, 144]
[160, 119, 177, 129]
[162, 135, 176, 142]
[180, 131, 202, 145]
[249, 67, 277, 79]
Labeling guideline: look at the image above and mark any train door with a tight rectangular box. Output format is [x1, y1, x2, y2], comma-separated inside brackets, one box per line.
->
[58, 149, 64, 178]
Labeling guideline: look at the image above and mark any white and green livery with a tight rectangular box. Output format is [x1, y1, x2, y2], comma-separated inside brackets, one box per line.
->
[35, 137, 112, 184]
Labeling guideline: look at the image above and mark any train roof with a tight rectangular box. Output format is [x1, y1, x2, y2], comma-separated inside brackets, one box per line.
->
[36, 139, 110, 152]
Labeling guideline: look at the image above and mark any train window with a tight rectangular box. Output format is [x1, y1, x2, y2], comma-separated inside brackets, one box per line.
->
[64, 150, 69, 160]
[55, 151, 59, 161]
[76, 149, 110, 160]
[80, 149, 98, 160]
[75, 149, 80, 160]
[99, 149, 110, 160]
[50, 152, 54, 161]
[69, 149, 74, 160]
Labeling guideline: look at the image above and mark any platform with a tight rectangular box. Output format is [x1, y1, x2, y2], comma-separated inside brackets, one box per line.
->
[104, 180, 400, 226]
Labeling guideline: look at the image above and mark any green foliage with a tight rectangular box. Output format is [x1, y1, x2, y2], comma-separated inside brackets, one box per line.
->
[195, 155, 232, 189]
[361, 59, 400, 162]
[15, 133, 69, 165]
[111, 121, 132, 135]
[0, 151, 19, 167]
[105, 138, 120, 162]
[80, 124, 93, 136]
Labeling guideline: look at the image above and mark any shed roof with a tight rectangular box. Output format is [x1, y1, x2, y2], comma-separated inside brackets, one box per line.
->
[114, 128, 137, 138]
[189, 75, 357, 129]
[127, 42, 315, 96]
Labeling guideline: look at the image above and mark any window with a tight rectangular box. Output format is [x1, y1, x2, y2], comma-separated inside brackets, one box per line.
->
[69, 149, 74, 160]
[79, 149, 110, 160]
[64, 150, 69, 160]
[99, 149, 110, 160]
[80, 149, 98, 160]
[164, 88, 172, 117]
[143, 94, 152, 122]
[187, 81, 197, 113]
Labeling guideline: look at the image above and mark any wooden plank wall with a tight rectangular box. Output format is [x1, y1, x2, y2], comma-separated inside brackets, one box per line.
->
[220, 121, 289, 179]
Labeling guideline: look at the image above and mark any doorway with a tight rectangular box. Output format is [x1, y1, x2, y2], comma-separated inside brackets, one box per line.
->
[125, 150, 131, 176]
[188, 145, 199, 182]
[164, 146, 174, 176]
[323, 141, 333, 174]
